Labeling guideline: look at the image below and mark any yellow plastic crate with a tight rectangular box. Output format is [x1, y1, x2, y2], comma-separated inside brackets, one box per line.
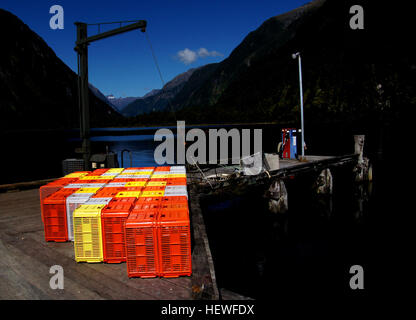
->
[167, 174, 187, 178]
[79, 175, 101, 180]
[125, 181, 147, 187]
[147, 181, 167, 186]
[74, 187, 101, 194]
[140, 190, 164, 197]
[96, 175, 116, 180]
[107, 168, 124, 173]
[64, 172, 89, 178]
[151, 174, 168, 179]
[73, 204, 106, 263]
[115, 191, 142, 198]
[131, 171, 152, 175]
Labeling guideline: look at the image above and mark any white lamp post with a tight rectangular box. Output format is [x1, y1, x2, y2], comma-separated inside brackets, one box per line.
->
[292, 52, 305, 158]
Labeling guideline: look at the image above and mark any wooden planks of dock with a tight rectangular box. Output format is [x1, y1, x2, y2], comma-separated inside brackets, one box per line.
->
[0, 189, 192, 300]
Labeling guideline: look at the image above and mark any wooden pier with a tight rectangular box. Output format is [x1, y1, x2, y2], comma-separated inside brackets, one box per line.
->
[0, 149, 367, 300]
[0, 189, 205, 300]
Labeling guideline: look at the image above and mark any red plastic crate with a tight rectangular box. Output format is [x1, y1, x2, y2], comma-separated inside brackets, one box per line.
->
[125, 187, 144, 192]
[40, 179, 75, 223]
[157, 208, 192, 277]
[149, 178, 167, 182]
[92, 168, 109, 174]
[160, 202, 189, 212]
[125, 210, 159, 278]
[161, 196, 188, 204]
[101, 197, 136, 263]
[166, 178, 187, 186]
[43, 188, 77, 242]
[137, 197, 163, 205]
[133, 202, 160, 212]
[154, 166, 171, 171]
[92, 188, 123, 198]
[112, 178, 136, 183]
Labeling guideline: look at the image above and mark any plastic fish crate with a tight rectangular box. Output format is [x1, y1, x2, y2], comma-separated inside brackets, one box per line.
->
[66, 194, 91, 241]
[161, 196, 188, 204]
[154, 166, 171, 171]
[43, 188, 77, 242]
[141, 190, 164, 197]
[157, 208, 192, 277]
[92, 188, 122, 198]
[116, 191, 142, 198]
[91, 168, 109, 175]
[147, 181, 167, 186]
[125, 181, 147, 187]
[143, 186, 165, 191]
[136, 197, 163, 205]
[84, 197, 113, 205]
[73, 204, 106, 263]
[166, 178, 187, 186]
[107, 168, 124, 173]
[125, 210, 159, 278]
[101, 197, 136, 263]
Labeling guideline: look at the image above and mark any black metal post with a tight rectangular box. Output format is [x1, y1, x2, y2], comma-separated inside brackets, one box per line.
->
[75, 22, 91, 170]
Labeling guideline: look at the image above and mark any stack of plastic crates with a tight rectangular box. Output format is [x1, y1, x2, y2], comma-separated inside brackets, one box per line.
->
[101, 197, 137, 263]
[73, 204, 106, 263]
[125, 208, 159, 278]
[39, 166, 192, 278]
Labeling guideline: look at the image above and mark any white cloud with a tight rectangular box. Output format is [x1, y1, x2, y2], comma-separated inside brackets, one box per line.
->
[176, 47, 223, 65]
[198, 48, 223, 58]
[177, 48, 198, 65]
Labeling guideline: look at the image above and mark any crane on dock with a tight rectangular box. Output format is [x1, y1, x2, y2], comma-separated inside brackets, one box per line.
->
[74, 19, 147, 169]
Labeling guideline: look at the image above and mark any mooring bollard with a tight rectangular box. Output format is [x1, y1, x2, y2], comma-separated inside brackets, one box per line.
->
[266, 179, 288, 214]
[314, 168, 333, 195]
[353, 135, 372, 182]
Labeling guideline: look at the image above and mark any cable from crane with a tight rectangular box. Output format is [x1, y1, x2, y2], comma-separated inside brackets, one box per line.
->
[142, 31, 177, 121]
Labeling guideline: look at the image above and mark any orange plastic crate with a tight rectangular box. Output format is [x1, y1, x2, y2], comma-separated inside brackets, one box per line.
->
[92, 168, 109, 174]
[160, 202, 189, 211]
[125, 187, 144, 192]
[157, 208, 192, 277]
[161, 196, 188, 204]
[154, 166, 171, 171]
[39, 178, 76, 223]
[132, 202, 160, 212]
[125, 210, 159, 278]
[101, 197, 136, 263]
[166, 178, 187, 186]
[92, 188, 123, 198]
[112, 178, 136, 183]
[43, 188, 77, 242]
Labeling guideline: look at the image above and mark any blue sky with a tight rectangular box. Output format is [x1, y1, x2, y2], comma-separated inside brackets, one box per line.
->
[2, 0, 308, 98]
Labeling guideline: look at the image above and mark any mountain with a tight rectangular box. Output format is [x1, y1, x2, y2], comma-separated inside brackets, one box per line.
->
[121, 67, 199, 117]
[88, 84, 120, 113]
[132, 0, 414, 129]
[107, 95, 143, 111]
[0, 9, 122, 131]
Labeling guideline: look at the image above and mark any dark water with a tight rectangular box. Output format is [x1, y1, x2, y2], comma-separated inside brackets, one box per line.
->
[201, 163, 374, 299]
